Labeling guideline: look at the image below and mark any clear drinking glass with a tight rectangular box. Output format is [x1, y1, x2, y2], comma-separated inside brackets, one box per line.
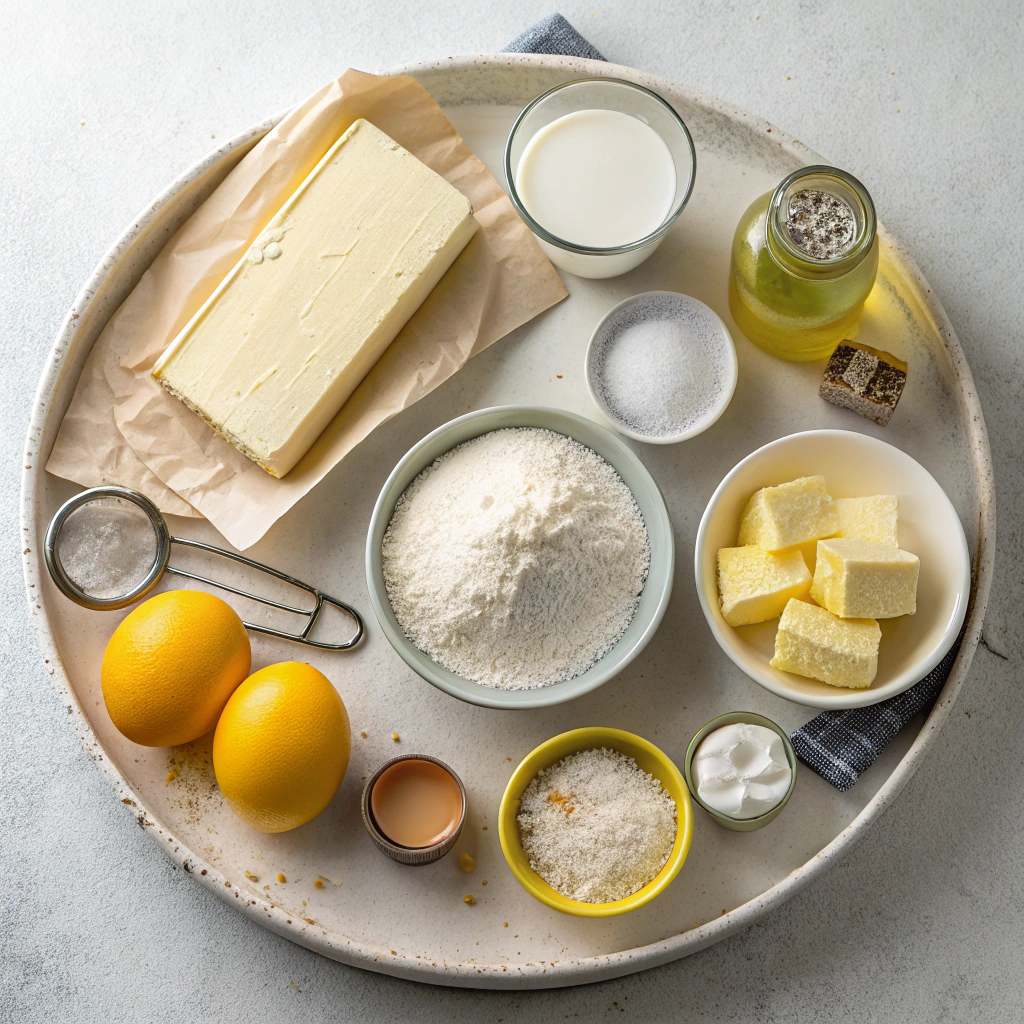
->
[505, 79, 697, 280]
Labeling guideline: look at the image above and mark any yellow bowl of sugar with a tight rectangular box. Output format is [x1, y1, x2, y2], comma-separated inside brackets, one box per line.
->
[498, 727, 693, 917]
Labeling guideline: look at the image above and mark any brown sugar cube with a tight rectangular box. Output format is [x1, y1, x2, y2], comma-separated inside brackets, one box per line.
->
[819, 342, 907, 426]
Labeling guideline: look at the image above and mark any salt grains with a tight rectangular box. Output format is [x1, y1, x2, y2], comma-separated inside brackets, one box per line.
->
[590, 293, 734, 440]
[57, 497, 158, 600]
[517, 748, 677, 903]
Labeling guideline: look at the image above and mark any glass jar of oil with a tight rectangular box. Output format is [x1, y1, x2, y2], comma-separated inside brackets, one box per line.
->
[728, 166, 878, 361]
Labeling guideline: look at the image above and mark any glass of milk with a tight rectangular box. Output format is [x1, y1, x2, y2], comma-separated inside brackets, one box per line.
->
[505, 79, 697, 279]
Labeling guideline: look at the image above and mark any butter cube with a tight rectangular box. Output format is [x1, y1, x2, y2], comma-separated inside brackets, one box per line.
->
[835, 495, 899, 546]
[716, 546, 811, 626]
[811, 538, 919, 619]
[771, 599, 881, 689]
[737, 476, 838, 551]
[153, 119, 478, 477]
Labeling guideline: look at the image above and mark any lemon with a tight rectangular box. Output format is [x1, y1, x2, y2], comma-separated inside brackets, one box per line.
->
[101, 590, 251, 747]
[213, 662, 350, 833]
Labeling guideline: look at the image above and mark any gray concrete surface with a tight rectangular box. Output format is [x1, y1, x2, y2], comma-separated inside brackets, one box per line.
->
[1, 1, 1020, 1020]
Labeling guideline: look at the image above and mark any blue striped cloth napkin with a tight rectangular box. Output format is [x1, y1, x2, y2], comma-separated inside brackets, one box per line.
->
[790, 631, 963, 791]
[503, 14, 964, 790]
[502, 13, 605, 61]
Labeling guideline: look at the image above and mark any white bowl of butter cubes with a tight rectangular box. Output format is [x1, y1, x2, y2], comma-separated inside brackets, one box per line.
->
[695, 429, 971, 709]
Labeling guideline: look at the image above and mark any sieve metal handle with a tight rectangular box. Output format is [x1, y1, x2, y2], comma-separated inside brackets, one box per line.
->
[165, 537, 364, 651]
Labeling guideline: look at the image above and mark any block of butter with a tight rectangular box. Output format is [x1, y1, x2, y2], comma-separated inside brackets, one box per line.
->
[771, 599, 881, 689]
[835, 495, 899, 547]
[153, 119, 478, 477]
[811, 538, 919, 619]
[738, 476, 838, 551]
[716, 546, 811, 627]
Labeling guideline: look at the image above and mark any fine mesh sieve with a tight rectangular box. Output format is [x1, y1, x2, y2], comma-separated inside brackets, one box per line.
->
[43, 485, 363, 651]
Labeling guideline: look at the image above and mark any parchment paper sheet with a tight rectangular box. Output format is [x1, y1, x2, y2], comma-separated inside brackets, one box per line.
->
[46, 70, 567, 549]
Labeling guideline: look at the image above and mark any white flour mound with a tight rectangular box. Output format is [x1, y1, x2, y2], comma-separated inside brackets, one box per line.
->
[517, 747, 677, 903]
[381, 427, 651, 690]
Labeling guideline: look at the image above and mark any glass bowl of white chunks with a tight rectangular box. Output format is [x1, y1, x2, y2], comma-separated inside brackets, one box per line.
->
[695, 429, 971, 709]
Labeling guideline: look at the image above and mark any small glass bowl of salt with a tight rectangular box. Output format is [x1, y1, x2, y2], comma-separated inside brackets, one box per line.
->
[585, 291, 738, 444]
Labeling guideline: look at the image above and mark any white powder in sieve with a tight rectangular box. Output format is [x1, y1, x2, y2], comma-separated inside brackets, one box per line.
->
[517, 747, 677, 903]
[591, 294, 732, 438]
[381, 427, 650, 690]
[57, 497, 158, 600]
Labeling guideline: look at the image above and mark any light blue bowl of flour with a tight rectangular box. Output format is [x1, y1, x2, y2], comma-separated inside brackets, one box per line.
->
[365, 406, 675, 710]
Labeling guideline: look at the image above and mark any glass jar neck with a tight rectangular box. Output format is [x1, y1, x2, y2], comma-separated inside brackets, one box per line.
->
[765, 165, 876, 280]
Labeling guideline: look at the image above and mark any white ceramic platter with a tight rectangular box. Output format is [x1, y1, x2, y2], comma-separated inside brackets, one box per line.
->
[21, 55, 995, 989]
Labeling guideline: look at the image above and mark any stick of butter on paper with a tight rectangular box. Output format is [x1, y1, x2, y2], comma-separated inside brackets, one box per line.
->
[153, 118, 478, 478]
